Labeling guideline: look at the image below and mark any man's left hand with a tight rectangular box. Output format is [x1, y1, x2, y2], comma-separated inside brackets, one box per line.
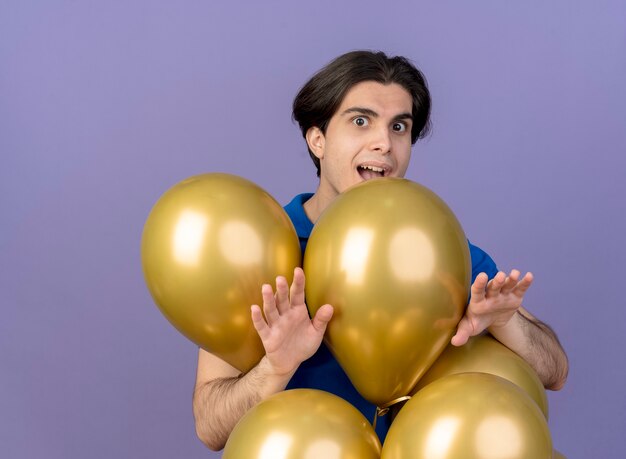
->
[451, 269, 533, 346]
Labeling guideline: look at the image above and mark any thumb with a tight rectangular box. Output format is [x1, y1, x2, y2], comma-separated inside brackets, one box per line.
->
[451, 316, 471, 347]
[312, 304, 334, 332]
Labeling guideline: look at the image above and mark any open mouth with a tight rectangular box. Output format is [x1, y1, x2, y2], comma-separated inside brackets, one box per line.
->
[357, 165, 387, 180]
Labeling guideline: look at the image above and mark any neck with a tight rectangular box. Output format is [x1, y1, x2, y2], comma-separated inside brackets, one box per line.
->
[303, 187, 336, 223]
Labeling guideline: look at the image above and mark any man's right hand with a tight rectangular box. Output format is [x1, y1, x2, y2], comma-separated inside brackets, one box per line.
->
[251, 267, 334, 377]
[193, 267, 333, 450]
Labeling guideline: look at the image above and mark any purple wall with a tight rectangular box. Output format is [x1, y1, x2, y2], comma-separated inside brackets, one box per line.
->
[2, 1, 624, 458]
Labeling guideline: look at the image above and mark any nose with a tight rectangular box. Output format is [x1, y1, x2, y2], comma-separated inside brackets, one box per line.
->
[369, 126, 391, 154]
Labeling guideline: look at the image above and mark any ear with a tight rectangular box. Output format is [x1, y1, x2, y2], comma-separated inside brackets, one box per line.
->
[305, 126, 325, 160]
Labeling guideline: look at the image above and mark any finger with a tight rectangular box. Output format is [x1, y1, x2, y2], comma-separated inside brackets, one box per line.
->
[290, 267, 305, 306]
[311, 304, 333, 333]
[470, 272, 489, 303]
[451, 316, 472, 346]
[251, 305, 270, 341]
[513, 272, 534, 298]
[262, 284, 280, 325]
[486, 271, 506, 296]
[500, 269, 520, 295]
[274, 276, 290, 315]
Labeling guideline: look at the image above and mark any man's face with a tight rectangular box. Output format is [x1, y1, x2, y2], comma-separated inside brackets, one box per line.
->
[308, 81, 414, 203]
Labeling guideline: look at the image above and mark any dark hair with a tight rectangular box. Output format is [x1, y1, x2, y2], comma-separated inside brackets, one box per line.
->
[292, 50, 432, 176]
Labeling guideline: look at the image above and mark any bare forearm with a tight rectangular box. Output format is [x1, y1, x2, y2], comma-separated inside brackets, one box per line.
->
[193, 357, 294, 451]
[489, 310, 569, 390]
[193, 375, 255, 450]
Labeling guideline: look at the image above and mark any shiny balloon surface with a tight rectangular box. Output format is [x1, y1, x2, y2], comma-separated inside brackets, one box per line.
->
[222, 389, 381, 459]
[412, 335, 549, 418]
[382, 373, 552, 459]
[304, 178, 471, 406]
[141, 173, 300, 372]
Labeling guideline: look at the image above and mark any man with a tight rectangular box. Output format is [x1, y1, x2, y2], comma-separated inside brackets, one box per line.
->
[192, 50, 569, 450]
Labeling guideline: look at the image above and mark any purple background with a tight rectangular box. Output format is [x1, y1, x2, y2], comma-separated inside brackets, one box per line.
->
[2, 1, 625, 458]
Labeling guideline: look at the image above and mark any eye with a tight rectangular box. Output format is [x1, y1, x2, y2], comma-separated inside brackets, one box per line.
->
[392, 122, 407, 132]
[353, 117, 369, 127]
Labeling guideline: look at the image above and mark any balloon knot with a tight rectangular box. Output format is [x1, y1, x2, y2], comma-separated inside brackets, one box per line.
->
[373, 396, 412, 429]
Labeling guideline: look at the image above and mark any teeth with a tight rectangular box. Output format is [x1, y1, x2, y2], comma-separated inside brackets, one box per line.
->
[360, 165, 384, 172]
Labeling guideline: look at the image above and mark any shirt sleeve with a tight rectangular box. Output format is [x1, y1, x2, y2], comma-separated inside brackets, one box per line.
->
[468, 241, 499, 282]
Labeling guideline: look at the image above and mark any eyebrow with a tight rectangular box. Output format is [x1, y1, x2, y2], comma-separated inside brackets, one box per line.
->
[341, 107, 413, 121]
